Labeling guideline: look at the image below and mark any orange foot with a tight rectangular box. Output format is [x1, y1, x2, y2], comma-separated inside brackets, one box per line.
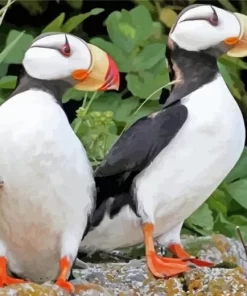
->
[147, 250, 191, 278]
[169, 243, 215, 267]
[55, 278, 74, 293]
[55, 257, 100, 293]
[143, 223, 191, 278]
[0, 257, 26, 287]
[55, 257, 75, 293]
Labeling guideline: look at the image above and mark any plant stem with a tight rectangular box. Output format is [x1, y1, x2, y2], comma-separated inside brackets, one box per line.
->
[84, 92, 98, 115]
[120, 88, 128, 96]
[73, 118, 82, 134]
[153, 0, 161, 13]
[0, 0, 16, 26]
[165, 5, 185, 10]
[82, 92, 88, 109]
[236, 226, 247, 260]
[119, 79, 179, 136]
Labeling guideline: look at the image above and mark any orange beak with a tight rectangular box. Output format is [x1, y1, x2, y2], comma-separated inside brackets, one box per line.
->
[73, 43, 120, 92]
[226, 12, 247, 58]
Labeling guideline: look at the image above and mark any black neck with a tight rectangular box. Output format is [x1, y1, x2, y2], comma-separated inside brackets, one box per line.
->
[164, 44, 219, 108]
[9, 67, 71, 105]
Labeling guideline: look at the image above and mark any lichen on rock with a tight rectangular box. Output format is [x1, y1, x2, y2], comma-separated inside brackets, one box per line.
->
[1, 235, 247, 295]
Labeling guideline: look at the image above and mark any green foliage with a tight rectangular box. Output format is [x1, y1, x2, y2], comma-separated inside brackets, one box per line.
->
[42, 8, 104, 33]
[1, 0, 247, 243]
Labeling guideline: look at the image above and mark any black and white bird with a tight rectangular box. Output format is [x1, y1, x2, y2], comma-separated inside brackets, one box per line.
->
[79, 5, 247, 278]
[0, 32, 119, 291]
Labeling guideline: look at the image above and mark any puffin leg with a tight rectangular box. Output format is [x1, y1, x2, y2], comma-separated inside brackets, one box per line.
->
[142, 223, 191, 278]
[55, 257, 75, 293]
[168, 244, 215, 267]
[0, 257, 25, 287]
[157, 222, 214, 267]
[56, 231, 101, 293]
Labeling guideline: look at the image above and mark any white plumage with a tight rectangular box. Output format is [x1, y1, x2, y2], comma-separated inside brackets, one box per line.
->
[0, 90, 95, 282]
[0, 32, 119, 288]
[80, 74, 245, 252]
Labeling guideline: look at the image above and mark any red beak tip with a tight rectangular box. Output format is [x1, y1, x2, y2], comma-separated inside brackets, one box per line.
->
[98, 56, 120, 91]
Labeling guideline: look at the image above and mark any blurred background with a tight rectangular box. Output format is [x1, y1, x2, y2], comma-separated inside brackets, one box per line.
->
[1, 0, 247, 242]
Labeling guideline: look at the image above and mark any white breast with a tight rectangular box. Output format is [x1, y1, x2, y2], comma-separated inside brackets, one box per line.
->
[0, 90, 95, 282]
[80, 74, 245, 252]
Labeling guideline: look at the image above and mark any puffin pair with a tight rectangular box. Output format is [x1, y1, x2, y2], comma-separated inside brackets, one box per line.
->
[80, 4, 247, 278]
[0, 33, 119, 291]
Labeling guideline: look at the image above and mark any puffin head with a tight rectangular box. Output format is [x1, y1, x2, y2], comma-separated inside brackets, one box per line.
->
[169, 4, 247, 58]
[22, 32, 120, 91]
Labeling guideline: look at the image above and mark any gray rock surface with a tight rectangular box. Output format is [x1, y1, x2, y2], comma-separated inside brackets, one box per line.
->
[1, 235, 247, 295]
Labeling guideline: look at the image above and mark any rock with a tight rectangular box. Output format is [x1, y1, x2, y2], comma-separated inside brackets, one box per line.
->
[0, 235, 246, 295]
[85, 272, 106, 285]
[0, 282, 69, 296]
[184, 266, 247, 295]
[181, 234, 247, 270]
[74, 234, 247, 295]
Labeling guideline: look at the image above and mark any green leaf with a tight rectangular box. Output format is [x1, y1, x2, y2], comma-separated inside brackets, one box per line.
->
[4, 30, 33, 64]
[90, 38, 131, 73]
[90, 8, 104, 15]
[225, 179, 247, 210]
[133, 43, 165, 71]
[65, 0, 83, 9]
[90, 93, 140, 123]
[213, 213, 237, 238]
[62, 9, 104, 33]
[219, 55, 247, 70]
[105, 133, 119, 151]
[207, 189, 228, 216]
[130, 5, 153, 42]
[224, 148, 247, 183]
[126, 69, 169, 99]
[240, 1, 247, 14]
[106, 5, 153, 54]
[218, 62, 241, 99]
[42, 13, 65, 33]
[228, 215, 247, 226]
[18, 0, 44, 15]
[185, 203, 214, 233]
[159, 8, 177, 28]
[217, 0, 236, 12]
[151, 22, 163, 41]
[0, 31, 25, 63]
[0, 63, 8, 77]
[62, 88, 84, 103]
[0, 76, 17, 89]
[125, 100, 160, 128]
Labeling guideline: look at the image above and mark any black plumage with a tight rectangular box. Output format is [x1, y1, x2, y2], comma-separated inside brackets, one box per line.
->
[88, 104, 188, 230]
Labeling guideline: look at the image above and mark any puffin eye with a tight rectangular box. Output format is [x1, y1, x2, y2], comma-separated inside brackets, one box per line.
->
[209, 6, 219, 26]
[61, 44, 71, 57]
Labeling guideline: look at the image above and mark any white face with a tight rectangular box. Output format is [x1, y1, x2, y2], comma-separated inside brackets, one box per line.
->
[23, 33, 92, 80]
[22, 32, 120, 91]
[170, 5, 241, 52]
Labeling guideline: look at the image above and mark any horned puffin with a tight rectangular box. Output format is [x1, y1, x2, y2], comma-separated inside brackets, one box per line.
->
[0, 32, 119, 291]
[79, 4, 247, 278]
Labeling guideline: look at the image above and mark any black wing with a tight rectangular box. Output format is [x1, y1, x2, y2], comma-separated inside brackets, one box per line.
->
[91, 104, 188, 227]
[96, 104, 188, 177]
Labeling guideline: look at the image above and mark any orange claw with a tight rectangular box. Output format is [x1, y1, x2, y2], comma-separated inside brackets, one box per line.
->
[169, 243, 215, 267]
[143, 223, 191, 278]
[0, 257, 26, 287]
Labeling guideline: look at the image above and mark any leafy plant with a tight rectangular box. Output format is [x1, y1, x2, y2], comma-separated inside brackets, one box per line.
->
[1, 0, 247, 243]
